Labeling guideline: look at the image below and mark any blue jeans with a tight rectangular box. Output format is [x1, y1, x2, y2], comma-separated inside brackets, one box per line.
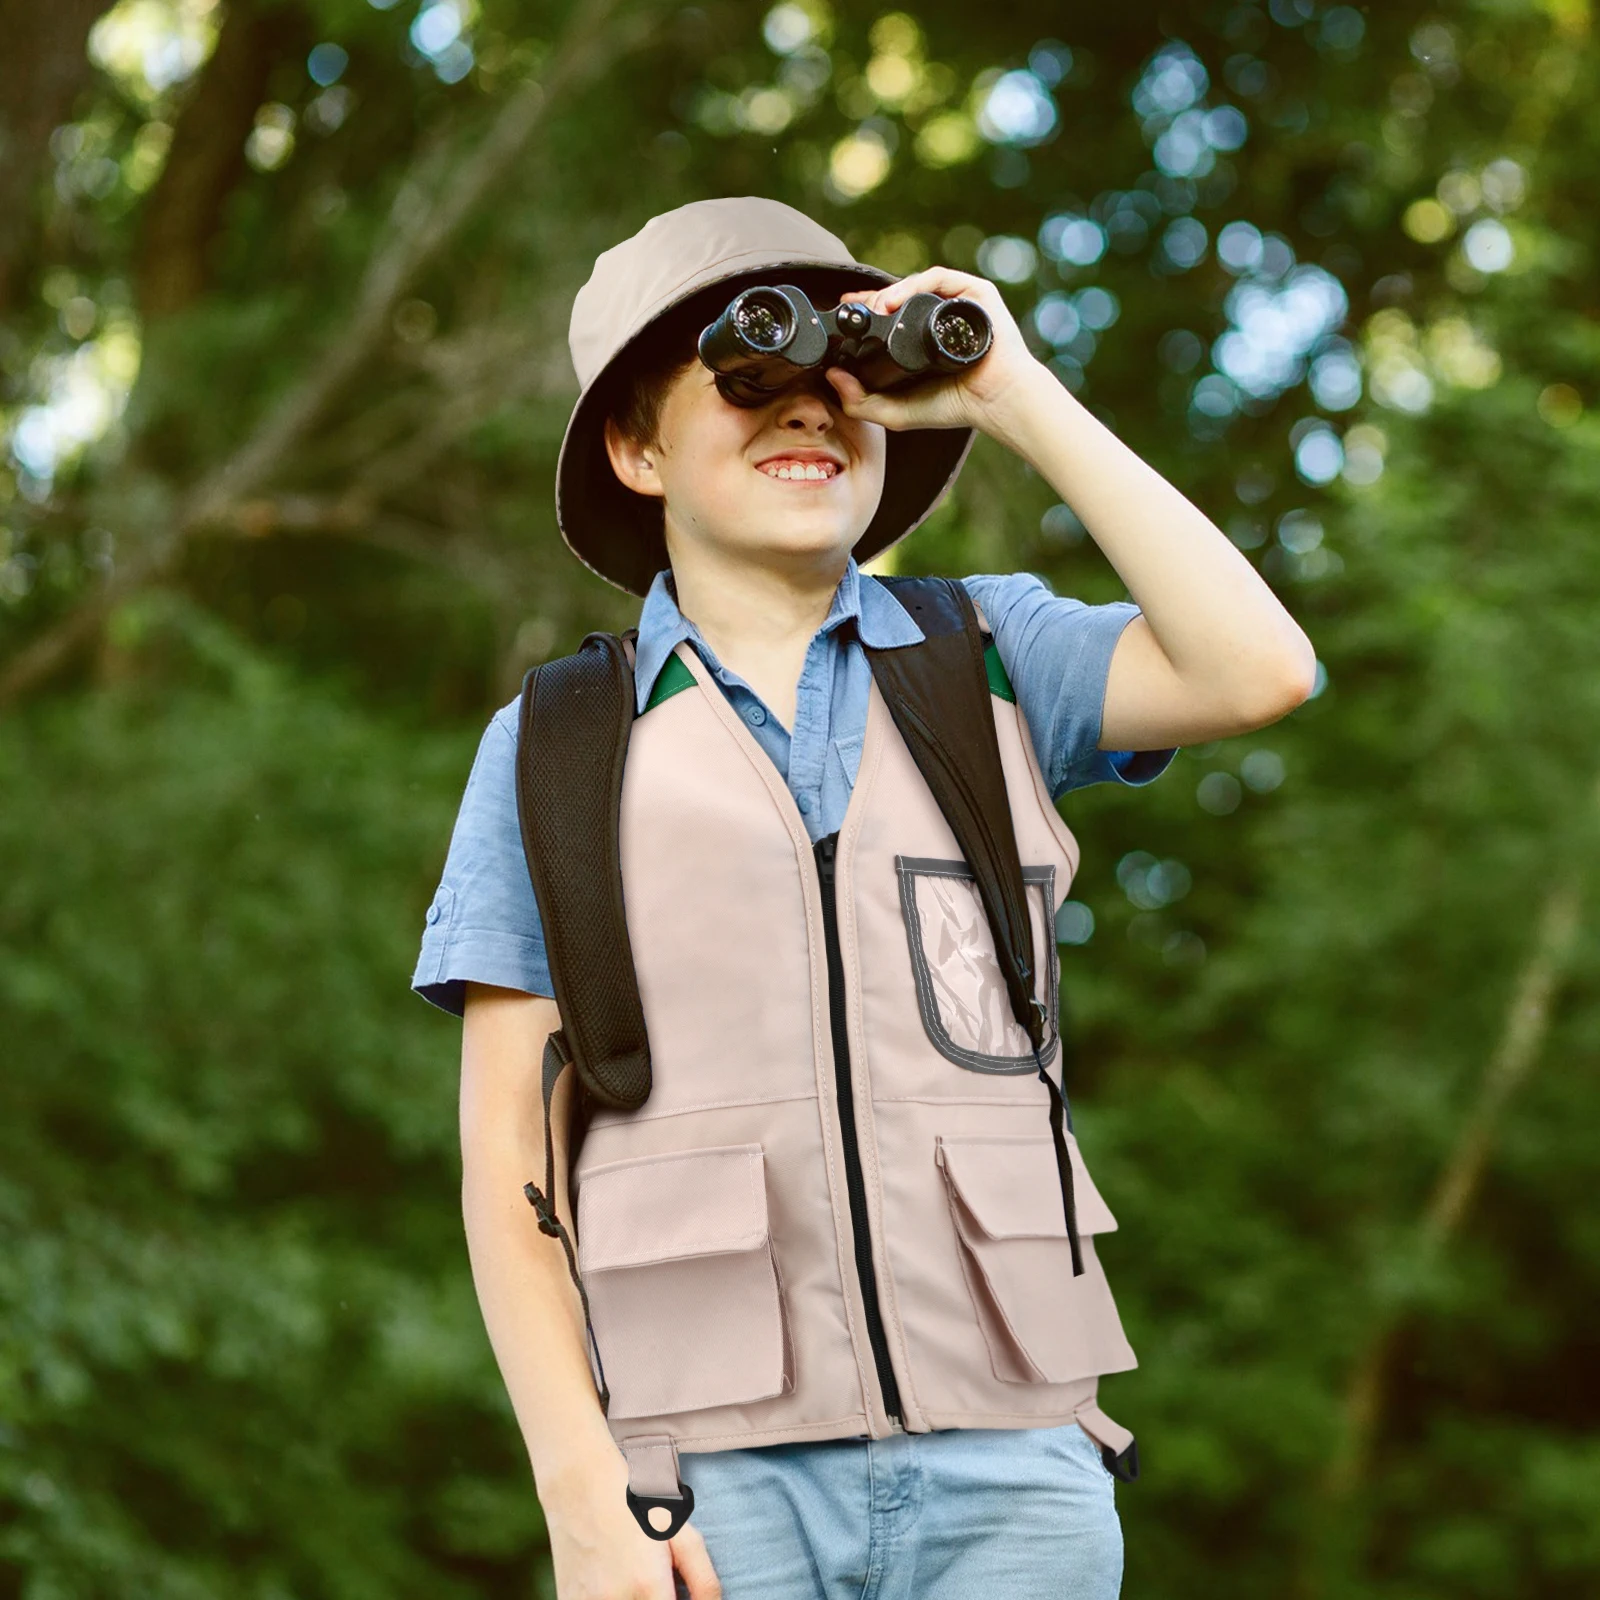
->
[673, 1421, 1122, 1599]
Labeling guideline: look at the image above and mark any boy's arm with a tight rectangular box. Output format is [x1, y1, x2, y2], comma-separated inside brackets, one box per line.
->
[985, 369, 1318, 751]
[829, 271, 1319, 749]
[458, 981, 623, 1506]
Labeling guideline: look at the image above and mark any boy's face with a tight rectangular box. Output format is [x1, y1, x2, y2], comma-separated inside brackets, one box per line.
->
[604, 323, 888, 572]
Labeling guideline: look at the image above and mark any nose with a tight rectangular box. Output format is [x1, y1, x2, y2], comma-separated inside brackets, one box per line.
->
[772, 370, 839, 432]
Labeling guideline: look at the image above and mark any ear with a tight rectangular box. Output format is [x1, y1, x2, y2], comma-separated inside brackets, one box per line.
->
[603, 416, 665, 500]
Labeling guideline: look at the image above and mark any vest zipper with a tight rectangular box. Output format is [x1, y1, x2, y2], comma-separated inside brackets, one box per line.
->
[814, 830, 905, 1429]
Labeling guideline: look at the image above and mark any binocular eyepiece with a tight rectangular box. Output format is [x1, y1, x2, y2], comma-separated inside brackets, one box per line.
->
[698, 283, 992, 408]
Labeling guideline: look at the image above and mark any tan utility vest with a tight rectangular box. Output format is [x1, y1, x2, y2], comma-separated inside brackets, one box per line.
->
[568, 619, 1139, 1500]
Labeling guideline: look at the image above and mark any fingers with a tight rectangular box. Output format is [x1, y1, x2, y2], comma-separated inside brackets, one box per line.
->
[824, 365, 967, 434]
[823, 366, 901, 427]
[670, 1521, 723, 1600]
[839, 265, 996, 316]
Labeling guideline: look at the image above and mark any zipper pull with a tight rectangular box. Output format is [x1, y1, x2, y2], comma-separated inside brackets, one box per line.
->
[815, 831, 838, 878]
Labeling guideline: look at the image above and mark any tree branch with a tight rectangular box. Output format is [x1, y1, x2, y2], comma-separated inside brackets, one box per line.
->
[0, 0, 656, 710]
[1295, 785, 1596, 1594]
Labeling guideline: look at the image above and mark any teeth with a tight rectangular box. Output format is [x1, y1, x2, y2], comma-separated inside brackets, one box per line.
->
[760, 461, 836, 479]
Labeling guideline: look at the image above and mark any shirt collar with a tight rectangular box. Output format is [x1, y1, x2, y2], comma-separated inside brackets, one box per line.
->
[631, 554, 925, 713]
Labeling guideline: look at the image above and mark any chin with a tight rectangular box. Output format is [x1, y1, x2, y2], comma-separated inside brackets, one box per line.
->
[757, 519, 870, 562]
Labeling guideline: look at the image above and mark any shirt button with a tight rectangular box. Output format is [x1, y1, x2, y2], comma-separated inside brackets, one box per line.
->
[797, 793, 812, 814]
[425, 902, 442, 925]
[744, 705, 767, 726]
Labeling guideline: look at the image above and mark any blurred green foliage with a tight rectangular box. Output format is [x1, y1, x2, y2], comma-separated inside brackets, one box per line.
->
[2, 0, 1598, 1594]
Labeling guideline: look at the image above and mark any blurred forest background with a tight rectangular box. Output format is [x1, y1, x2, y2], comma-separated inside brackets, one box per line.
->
[3, 0, 1599, 1594]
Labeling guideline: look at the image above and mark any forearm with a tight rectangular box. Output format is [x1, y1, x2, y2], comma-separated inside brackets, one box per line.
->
[462, 1135, 622, 1499]
[989, 363, 1317, 710]
[459, 992, 623, 1511]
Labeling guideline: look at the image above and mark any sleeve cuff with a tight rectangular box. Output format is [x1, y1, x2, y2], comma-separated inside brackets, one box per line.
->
[411, 926, 555, 1019]
[1104, 745, 1180, 786]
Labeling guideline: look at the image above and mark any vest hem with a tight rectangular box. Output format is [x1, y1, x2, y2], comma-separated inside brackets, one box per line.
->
[916, 1399, 1135, 1431]
[624, 1413, 876, 1454]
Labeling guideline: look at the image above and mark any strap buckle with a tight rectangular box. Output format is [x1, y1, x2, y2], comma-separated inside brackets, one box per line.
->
[622, 1435, 695, 1540]
[1100, 1437, 1140, 1483]
[626, 1479, 696, 1541]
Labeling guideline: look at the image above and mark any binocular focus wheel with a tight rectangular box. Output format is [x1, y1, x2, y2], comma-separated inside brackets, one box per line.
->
[627, 1479, 696, 1541]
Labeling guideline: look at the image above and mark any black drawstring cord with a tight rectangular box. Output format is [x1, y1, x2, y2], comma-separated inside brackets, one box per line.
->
[1025, 993, 1085, 1278]
[525, 1030, 611, 1415]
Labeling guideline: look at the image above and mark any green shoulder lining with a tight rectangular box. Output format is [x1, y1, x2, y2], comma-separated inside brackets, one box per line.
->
[984, 640, 1016, 703]
[643, 640, 1015, 714]
[642, 651, 696, 714]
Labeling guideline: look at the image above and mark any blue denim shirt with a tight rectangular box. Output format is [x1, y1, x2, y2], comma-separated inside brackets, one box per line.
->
[412, 561, 1177, 1016]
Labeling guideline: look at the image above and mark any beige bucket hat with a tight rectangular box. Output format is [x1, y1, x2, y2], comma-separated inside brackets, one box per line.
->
[556, 196, 977, 597]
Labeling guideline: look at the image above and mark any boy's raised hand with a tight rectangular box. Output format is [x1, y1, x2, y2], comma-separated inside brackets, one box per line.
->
[824, 266, 1048, 437]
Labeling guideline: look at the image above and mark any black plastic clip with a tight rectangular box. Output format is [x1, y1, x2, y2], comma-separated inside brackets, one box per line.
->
[1101, 1437, 1140, 1483]
[627, 1478, 695, 1541]
[523, 1182, 562, 1238]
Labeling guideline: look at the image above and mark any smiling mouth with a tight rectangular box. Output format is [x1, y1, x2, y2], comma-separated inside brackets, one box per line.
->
[756, 458, 842, 481]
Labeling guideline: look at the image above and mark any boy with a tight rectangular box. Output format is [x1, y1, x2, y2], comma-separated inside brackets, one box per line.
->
[414, 197, 1316, 1599]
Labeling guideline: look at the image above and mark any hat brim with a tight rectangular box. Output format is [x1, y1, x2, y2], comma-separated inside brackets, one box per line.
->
[556, 260, 976, 598]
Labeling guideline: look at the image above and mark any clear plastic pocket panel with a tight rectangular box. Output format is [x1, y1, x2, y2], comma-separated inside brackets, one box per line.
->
[895, 856, 1059, 1072]
[576, 1144, 793, 1420]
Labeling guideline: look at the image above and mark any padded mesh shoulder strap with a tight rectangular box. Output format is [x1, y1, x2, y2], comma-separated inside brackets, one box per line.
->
[513, 629, 652, 1112]
[865, 574, 1085, 1277]
[863, 576, 1044, 1051]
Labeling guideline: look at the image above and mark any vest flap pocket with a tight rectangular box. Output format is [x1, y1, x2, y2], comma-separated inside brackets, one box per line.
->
[937, 1133, 1118, 1238]
[578, 1146, 771, 1270]
[937, 1133, 1123, 1385]
[576, 1144, 792, 1420]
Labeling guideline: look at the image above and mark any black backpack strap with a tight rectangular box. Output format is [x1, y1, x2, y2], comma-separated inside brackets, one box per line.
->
[513, 628, 652, 1112]
[864, 575, 1084, 1277]
[512, 626, 655, 1422]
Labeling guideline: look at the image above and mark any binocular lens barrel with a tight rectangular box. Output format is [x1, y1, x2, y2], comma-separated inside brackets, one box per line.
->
[928, 301, 989, 364]
[698, 282, 992, 406]
[731, 290, 793, 352]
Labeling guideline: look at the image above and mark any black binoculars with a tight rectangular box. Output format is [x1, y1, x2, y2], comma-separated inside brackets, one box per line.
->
[697, 283, 993, 407]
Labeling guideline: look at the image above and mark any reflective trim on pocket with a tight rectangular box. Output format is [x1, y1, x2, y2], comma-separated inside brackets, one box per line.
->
[936, 1133, 1119, 1384]
[895, 856, 1059, 1073]
[577, 1144, 793, 1420]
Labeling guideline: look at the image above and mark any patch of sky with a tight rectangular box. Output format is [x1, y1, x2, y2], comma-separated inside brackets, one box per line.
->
[763, 2, 814, 55]
[1130, 41, 1249, 181]
[1292, 426, 1344, 486]
[7, 321, 141, 489]
[1461, 218, 1515, 274]
[976, 69, 1058, 147]
[1117, 851, 1192, 911]
[1308, 340, 1363, 410]
[1054, 900, 1095, 944]
[1028, 40, 1073, 87]
[1160, 216, 1209, 271]
[308, 43, 348, 86]
[975, 235, 1037, 284]
[1038, 212, 1106, 268]
[1211, 264, 1349, 401]
[1132, 41, 1208, 120]
[410, 0, 475, 82]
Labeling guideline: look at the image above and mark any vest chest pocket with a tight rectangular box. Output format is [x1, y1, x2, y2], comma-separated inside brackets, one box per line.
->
[936, 1133, 1119, 1385]
[895, 856, 1060, 1073]
[576, 1144, 794, 1420]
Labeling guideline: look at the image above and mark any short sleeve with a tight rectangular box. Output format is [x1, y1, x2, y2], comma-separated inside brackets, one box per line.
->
[411, 698, 554, 1018]
[959, 570, 1179, 799]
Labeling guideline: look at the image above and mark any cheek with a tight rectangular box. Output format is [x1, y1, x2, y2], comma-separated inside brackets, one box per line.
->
[856, 427, 889, 493]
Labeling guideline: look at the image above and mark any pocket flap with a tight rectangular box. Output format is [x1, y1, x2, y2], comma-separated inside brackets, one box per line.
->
[938, 1133, 1118, 1238]
[578, 1144, 771, 1272]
